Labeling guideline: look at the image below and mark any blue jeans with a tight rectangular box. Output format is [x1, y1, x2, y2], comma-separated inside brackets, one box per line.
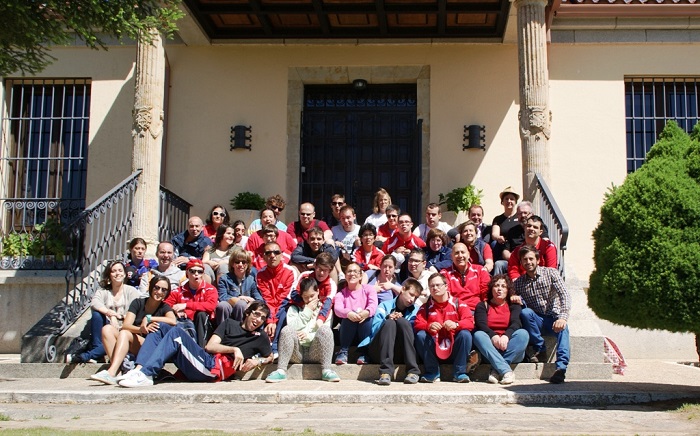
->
[520, 308, 569, 371]
[473, 329, 528, 375]
[492, 260, 508, 276]
[78, 310, 106, 361]
[414, 329, 472, 378]
[338, 317, 372, 352]
[135, 324, 216, 381]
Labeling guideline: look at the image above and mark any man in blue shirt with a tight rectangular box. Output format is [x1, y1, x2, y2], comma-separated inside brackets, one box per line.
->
[362, 278, 423, 385]
[172, 216, 213, 271]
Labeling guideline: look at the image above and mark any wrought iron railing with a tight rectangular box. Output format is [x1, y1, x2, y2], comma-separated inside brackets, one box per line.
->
[36, 171, 191, 361]
[532, 172, 569, 280]
[40, 170, 142, 361]
[158, 185, 192, 242]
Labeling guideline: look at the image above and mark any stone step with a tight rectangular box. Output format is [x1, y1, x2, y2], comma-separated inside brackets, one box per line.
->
[0, 361, 611, 381]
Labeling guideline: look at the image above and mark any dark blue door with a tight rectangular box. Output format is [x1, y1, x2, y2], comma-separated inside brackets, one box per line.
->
[301, 84, 421, 222]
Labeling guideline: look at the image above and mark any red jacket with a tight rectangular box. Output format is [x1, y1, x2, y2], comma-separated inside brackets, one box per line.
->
[377, 222, 396, 239]
[507, 238, 558, 280]
[256, 262, 297, 323]
[246, 230, 295, 270]
[382, 232, 426, 254]
[440, 263, 490, 311]
[165, 280, 218, 320]
[414, 294, 474, 333]
[354, 246, 385, 271]
[286, 219, 330, 244]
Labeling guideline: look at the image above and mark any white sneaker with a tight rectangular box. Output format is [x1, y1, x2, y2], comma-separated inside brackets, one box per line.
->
[500, 371, 515, 385]
[115, 368, 139, 382]
[118, 370, 153, 388]
[487, 369, 499, 384]
[90, 370, 117, 385]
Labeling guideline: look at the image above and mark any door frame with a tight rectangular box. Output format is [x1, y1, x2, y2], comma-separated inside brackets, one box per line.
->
[285, 65, 431, 219]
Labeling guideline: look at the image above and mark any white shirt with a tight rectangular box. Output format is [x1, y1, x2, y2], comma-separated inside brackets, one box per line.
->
[413, 221, 453, 242]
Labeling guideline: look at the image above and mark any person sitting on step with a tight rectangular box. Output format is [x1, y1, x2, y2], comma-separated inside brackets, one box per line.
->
[265, 277, 340, 383]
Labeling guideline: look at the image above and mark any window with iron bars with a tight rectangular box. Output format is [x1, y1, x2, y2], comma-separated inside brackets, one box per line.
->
[0, 78, 90, 239]
[625, 77, 700, 173]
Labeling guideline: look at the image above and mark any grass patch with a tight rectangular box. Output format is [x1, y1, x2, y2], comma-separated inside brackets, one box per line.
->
[0, 412, 10, 421]
[674, 402, 700, 420]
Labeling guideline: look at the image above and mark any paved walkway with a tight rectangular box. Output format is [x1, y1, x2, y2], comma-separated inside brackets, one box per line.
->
[1, 358, 700, 434]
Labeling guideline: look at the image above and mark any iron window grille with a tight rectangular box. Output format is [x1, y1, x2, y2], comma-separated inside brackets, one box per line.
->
[625, 77, 700, 173]
[0, 78, 91, 250]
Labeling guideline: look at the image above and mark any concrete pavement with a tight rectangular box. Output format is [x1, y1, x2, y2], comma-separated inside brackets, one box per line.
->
[1, 357, 700, 434]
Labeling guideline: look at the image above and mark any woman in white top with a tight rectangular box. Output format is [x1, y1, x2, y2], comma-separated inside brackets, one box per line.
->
[202, 224, 237, 281]
[93, 260, 140, 365]
[363, 188, 391, 228]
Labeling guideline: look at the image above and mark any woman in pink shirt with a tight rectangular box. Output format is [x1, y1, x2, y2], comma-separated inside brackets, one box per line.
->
[333, 262, 378, 365]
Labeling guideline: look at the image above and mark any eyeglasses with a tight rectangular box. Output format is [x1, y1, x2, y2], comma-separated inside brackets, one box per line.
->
[264, 250, 282, 256]
[271, 206, 284, 212]
[331, 202, 345, 206]
[188, 269, 204, 275]
[408, 258, 424, 264]
[212, 211, 226, 217]
[248, 311, 268, 319]
[152, 285, 168, 292]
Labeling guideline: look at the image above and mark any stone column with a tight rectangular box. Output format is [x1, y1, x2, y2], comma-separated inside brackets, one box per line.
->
[130, 29, 165, 255]
[515, 0, 551, 202]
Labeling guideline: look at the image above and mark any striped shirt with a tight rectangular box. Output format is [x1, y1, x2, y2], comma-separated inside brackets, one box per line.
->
[513, 266, 571, 321]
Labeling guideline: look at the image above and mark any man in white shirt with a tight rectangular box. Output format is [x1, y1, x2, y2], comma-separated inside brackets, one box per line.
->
[413, 203, 452, 242]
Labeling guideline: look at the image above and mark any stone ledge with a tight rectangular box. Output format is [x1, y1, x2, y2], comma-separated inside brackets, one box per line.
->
[0, 361, 611, 381]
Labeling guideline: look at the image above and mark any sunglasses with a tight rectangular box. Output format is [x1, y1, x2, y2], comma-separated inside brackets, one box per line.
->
[212, 211, 226, 217]
[152, 285, 168, 292]
[331, 202, 345, 206]
[188, 269, 205, 275]
[233, 260, 247, 265]
[271, 206, 284, 212]
[264, 250, 282, 256]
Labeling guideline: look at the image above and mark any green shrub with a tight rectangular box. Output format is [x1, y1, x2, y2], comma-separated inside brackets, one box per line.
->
[438, 185, 483, 213]
[230, 192, 266, 210]
[1, 218, 66, 259]
[589, 121, 700, 333]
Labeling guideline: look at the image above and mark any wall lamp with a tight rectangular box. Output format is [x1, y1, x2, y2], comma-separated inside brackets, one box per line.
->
[230, 125, 252, 151]
[353, 79, 368, 91]
[463, 124, 486, 151]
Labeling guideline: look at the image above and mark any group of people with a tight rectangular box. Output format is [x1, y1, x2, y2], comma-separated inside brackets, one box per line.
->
[70, 187, 571, 388]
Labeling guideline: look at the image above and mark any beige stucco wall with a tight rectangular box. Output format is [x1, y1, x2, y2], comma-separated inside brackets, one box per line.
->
[5, 41, 699, 283]
[548, 44, 700, 279]
[163, 43, 524, 229]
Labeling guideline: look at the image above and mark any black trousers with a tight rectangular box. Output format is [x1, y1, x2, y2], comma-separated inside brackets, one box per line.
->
[194, 311, 213, 347]
[368, 317, 420, 376]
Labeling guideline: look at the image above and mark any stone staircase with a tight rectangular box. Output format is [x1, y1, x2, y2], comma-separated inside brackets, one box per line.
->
[16, 274, 612, 380]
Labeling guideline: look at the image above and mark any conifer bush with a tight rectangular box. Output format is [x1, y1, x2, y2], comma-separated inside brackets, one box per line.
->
[589, 121, 700, 333]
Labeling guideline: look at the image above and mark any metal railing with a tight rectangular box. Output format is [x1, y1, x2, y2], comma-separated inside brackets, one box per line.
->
[37, 171, 191, 361]
[40, 170, 142, 361]
[532, 172, 569, 280]
[158, 185, 192, 242]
